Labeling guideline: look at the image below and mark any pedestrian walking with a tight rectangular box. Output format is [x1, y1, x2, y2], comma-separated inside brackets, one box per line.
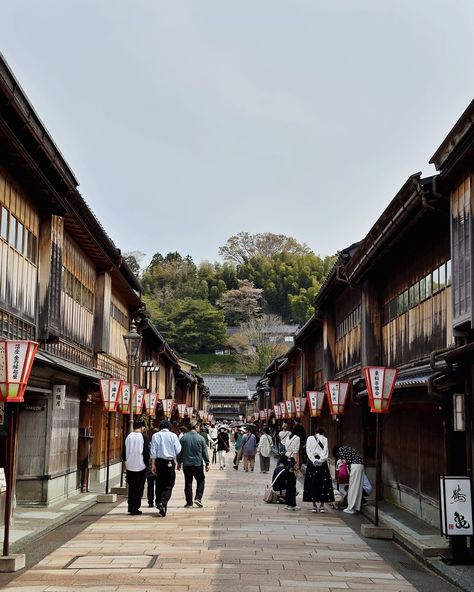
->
[241, 426, 257, 472]
[124, 418, 149, 515]
[257, 426, 273, 473]
[332, 443, 365, 514]
[177, 419, 210, 507]
[150, 419, 182, 517]
[146, 428, 159, 507]
[233, 428, 243, 469]
[304, 428, 334, 513]
[284, 426, 301, 511]
[216, 427, 230, 469]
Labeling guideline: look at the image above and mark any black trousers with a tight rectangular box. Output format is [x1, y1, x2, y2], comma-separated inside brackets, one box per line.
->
[155, 459, 176, 508]
[147, 475, 156, 505]
[183, 465, 205, 505]
[127, 469, 146, 513]
[285, 471, 297, 507]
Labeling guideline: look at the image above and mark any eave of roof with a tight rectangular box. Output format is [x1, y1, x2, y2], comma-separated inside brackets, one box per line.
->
[343, 173, 427, 283]
[430, 99, 474, 170]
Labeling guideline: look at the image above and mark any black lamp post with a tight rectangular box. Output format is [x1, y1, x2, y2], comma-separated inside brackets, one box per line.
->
[123, 321, 142, 433]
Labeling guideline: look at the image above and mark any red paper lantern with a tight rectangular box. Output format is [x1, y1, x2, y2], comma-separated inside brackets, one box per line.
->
[325, 381, 350, 415]
[177, 404, 187, 419]
[144, 391, 158, 416]
[285, 399, 295, 418]
[163, 399, 175, 418]
[279, 401, 287, 419]
[99, 378, 123, 412]
[118, 383, 134, 414]
[306, 390, 325, 417]
[363, 366, 398, 413]
[273, 404, 281, 419]
[0, 339, 38, 402]
[294, 397, 307, 418]
[133, 388, 145, 415]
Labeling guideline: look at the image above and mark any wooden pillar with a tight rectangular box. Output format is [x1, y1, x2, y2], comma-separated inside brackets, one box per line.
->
[360, 278, 382, 367]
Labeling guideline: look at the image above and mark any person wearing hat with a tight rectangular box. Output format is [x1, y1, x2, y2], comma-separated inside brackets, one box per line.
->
[124, 418, 149, 515]
[150, 419, 182, 517]
[177, 419, 210, 507]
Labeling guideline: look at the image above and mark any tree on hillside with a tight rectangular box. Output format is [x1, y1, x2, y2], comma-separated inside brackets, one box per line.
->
[147, 298, 227, 354]
[123, 251, 146, 276]
[142, 252, 200, 305]
[216, 280, 263, 325]
[219, 232, 310, 265]
[229, 314, 290, 374]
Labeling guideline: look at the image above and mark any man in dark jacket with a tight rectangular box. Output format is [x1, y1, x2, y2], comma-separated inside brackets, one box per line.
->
[177, 420, 210, 508]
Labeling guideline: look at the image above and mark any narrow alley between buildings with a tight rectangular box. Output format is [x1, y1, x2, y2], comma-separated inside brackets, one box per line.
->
[0, 462, 457, 592]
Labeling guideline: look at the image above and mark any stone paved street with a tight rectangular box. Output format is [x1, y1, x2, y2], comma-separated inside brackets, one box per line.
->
[5, 462, 417, 592]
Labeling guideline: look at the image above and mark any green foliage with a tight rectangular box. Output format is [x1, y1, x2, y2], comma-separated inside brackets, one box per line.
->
[183, 353, 238, 373]
[147, 298, 226, 354]
[139, 241, 337, 357]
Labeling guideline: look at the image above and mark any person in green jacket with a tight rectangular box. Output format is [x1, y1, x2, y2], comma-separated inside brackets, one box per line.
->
[233, 429, 243, 470]
[177, 420, 209, 508]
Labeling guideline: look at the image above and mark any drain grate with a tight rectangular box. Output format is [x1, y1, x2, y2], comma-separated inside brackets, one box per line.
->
[64, 554, 158, 569]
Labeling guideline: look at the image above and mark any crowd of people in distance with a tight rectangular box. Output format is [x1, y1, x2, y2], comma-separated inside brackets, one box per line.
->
[124, 416, 371, 518]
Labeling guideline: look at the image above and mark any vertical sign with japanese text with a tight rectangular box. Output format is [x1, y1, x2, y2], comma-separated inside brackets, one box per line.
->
[440, 476, 473, 536]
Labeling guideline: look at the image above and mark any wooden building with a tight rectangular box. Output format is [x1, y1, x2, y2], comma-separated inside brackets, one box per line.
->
[0, 53, 195, 505]
[260, 170, 458, 526]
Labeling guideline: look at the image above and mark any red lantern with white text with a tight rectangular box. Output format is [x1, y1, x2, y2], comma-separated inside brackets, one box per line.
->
[306, 390, 325, 417]
[325, 381, 350, 415]
[99, 378, 123, 412]
[0, 339, 38, 402]
[294, 397, 307, 418]
[363, 366, 398, 413]
[133, 388, 145, 415]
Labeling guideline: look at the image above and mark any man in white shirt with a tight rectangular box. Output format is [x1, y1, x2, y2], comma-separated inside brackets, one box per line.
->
[151, 419, 181, 517]
[125, 418, 148, 515]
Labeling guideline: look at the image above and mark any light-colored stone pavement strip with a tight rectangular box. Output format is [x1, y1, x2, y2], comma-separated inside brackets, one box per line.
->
[5, 459, 416, 592]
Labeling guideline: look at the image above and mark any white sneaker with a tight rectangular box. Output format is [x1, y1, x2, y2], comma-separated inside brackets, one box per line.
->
[291, 506, 301, 511]
[343, 508, 356, 514]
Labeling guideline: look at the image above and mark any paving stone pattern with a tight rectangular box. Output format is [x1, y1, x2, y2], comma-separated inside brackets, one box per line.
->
[6, 459, 416, 591]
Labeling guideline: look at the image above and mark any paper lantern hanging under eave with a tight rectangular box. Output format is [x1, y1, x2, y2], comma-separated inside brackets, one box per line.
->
[363, 366, 398, 413]
[133, 388, 145, 415]
[144, 391, 158, 416]
[273, 404, 281, 419]
[306, 390, 325, 417]
[118, 383, 133, 414]
[279, 401, 287, 419]
[163, 399, 175, 418]
[0, 340, 38, 402]
[177, 404, 187, 419]
[186, 406, 194, 418]
[294, 397, 307, 418]
[99, 378, 123, 412]
[325, 381, 350, 415]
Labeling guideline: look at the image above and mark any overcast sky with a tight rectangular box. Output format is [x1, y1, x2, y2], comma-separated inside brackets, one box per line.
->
[1, 1, 473, 264]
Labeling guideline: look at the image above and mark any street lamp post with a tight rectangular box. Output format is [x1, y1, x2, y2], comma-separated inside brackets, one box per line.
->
[98, 379, 123, 495]
[363, 366, 398, 528]
[123, 321, 142, 434]
[0, 339, 38, 568]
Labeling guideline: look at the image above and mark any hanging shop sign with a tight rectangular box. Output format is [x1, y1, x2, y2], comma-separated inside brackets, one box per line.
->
[285, 399, 295, 419]
[133, 388, 145, 415]
[144, 391, 158, 416]
[177, 404, 187, 419]
[279, 401, 287, 419]
[162, 399, 175, 418]
[119, 383, 134, 414]
[293, 397, 307, 418]
[99, 378, 123, 412]
[53, 385, 66, 410]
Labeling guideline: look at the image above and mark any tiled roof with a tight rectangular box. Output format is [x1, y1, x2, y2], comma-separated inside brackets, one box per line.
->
[203, 374, 250, 399]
